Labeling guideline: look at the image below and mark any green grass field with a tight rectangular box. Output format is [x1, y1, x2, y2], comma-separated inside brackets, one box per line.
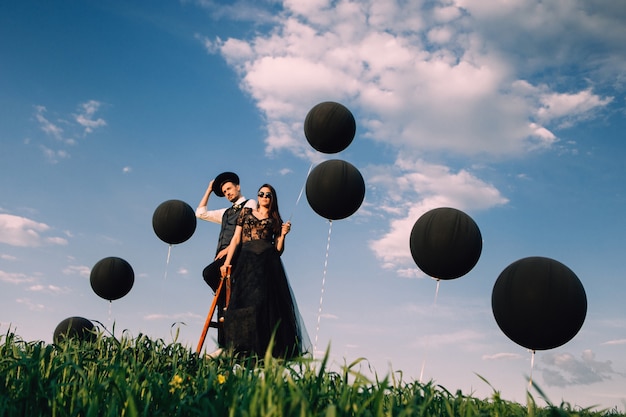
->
[1, 329, 623, 417]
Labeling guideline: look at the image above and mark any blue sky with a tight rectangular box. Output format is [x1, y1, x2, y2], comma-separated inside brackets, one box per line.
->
[1, 0, 625, 410]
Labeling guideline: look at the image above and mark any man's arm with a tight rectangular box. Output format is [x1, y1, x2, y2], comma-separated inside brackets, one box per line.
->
[221, 225, 242, 269]
[196, 180, 225, 224]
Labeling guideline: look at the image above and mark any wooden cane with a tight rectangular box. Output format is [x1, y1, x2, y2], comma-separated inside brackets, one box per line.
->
[196, 272, 226, 354]
[224, 265, 232, 310]
[218, 265, 232, 325]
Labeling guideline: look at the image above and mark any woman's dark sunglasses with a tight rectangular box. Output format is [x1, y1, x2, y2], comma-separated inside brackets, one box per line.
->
[258, 191, 273, 198]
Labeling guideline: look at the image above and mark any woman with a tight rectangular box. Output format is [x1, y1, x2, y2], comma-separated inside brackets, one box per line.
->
[220, 184, 310, 359]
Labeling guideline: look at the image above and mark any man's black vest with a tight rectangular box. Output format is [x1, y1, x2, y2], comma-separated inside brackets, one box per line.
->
[216, 201, 248, 255]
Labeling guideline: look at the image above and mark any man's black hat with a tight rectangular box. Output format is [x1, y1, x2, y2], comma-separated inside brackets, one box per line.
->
[213, 172, 240, 197]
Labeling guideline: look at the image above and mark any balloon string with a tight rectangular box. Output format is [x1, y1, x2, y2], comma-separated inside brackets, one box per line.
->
[419, 278, 441, 382]
[164, 244, 172, 280]
[529, 349, 536, 388]
[288, 162, 314, 222]
[108, 301, 112, 328]
[314, 219, 333, 354]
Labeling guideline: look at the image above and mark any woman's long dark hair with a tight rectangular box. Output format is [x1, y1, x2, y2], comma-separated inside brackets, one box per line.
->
[258, 183, 283, 236]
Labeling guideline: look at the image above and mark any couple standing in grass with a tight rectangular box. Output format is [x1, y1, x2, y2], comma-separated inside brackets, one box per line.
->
[196, 172, 310, 359]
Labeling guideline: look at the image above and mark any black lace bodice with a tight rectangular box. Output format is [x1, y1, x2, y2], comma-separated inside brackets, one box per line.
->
[237, 208, 277, 244]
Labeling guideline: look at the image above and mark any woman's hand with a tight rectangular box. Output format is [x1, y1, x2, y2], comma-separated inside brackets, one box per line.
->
[215, 247, 228, 261]
[281, 221, 291, 236]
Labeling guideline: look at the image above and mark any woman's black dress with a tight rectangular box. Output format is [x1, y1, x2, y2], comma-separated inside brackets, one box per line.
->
[223, 208, 310, 358]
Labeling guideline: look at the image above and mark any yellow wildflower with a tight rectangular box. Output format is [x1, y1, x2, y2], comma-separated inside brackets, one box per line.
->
[169, 374, 183, 393]
[217, 374, 226, 384]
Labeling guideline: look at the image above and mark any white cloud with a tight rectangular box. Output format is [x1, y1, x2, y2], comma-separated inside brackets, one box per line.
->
[188, 0, 279, 24]
[482, 352, 523, 361]
[528, 123, 556, 146]
[62, 265, 91, 278]
[205, 0, 618, 161]
[32, 101, 106, 161]
[367, 158, 508, 268]
[601, 339, 626, 346]
[46, 236, 69, 246]
[207, 1, 613, 159]
[432, 5, 463, 23]
[536, 89, 613, 128]
[28, 284, 68, 294]
[283, 0, 331, 17]
[0, 214, 68, 247]
[39, 145, 70, 164]
[34, 105, 64, 141]
[453, 0, 626, 82]
[0, 270, 36, 284]
[199, 0, 616, 276]
[396, 268, 425, 279]
[427, 26, 454, 44]
[16, 298, 46, 312]
[541, 350, 624, 387]
[143, 312, 202, 321]
[74, 100, 107, 134]
[411, 329, 484, 349]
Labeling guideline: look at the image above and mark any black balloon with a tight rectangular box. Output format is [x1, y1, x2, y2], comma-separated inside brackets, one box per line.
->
[305, 159, 365, 220]
[90, 256, 135, 301]
[409, 207, 482, 280]
[304, 101, 356, 154]
[492, 256, 587, 351]
[152, 199, 197, 245]
[53, 316, 96, 344]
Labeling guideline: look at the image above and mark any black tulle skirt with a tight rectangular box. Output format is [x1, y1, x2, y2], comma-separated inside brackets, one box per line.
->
[223, 239, 310, 359]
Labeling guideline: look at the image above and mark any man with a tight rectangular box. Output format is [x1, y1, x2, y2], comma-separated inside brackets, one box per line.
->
[196, 171, 256, 347]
